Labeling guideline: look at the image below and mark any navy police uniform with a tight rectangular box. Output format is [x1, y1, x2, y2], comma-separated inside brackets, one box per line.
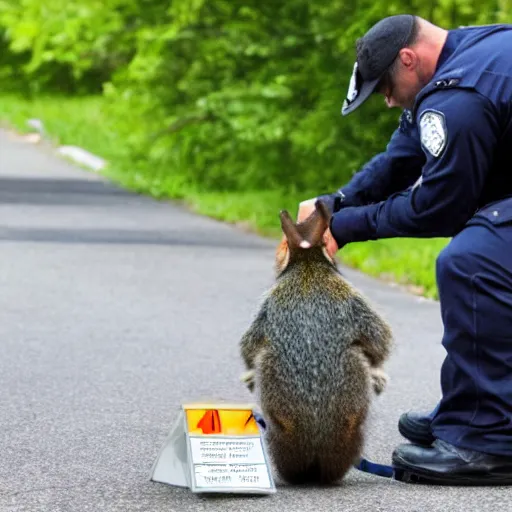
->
[329, 24, 512, 457]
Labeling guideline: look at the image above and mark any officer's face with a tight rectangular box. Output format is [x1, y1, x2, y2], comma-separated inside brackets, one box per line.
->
[377, 49, 431, 110]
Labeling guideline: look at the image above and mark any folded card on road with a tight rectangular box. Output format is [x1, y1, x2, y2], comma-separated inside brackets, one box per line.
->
[149, 402, 276, 494]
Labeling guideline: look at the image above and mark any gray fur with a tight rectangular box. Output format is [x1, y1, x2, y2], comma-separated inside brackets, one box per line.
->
[239, 202, 393, 485]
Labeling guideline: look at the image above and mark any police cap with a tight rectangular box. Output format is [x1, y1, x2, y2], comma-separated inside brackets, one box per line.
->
[342, 14, 415, 116]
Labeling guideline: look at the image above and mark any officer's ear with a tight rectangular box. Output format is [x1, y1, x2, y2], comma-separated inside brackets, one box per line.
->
[398, 48, 418, 70]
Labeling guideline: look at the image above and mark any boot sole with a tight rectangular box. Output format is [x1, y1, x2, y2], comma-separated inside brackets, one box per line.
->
[393, 456, 512, 486]
[398, 417, 435, 446]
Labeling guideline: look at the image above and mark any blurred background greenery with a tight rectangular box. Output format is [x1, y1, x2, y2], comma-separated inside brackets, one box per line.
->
[0, 1, 510, 298]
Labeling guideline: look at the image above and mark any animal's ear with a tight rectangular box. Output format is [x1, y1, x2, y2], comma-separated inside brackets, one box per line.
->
[295, 200, 329, 247]
[315, 199, 331, 222]
[275, 236, 290, 273]
[280, 210, 310, 249]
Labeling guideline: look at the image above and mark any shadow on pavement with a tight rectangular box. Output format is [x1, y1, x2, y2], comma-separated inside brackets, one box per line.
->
[0, 177, 275, 249]
[0, 226, 272, 249]
[0, 177, 140, 206]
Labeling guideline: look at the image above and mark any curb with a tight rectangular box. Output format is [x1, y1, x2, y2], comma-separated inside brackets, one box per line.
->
[27, 118, 107, 172]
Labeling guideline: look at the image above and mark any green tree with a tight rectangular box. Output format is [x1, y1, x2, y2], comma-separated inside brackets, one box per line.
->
[0, 0, 510, 194]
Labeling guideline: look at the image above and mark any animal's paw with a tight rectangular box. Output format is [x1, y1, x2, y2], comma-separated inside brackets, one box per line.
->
[370, 368, 388, 395]
[240, 370, 256, 393]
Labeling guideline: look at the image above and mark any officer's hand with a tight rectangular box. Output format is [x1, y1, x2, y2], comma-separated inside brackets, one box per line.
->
[297, 198, 338, 258]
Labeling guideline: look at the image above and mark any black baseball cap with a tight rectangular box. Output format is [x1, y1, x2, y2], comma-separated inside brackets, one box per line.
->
[341, 14, 415, 116]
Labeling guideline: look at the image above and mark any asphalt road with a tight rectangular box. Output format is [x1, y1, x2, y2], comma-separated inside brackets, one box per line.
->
[0, 128, 509, 511]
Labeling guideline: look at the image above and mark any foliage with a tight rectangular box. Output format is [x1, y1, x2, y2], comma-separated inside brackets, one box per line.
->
[101, 0, 512, 194]
[0, 0, 510, 189]
[0, 0, 143, 93]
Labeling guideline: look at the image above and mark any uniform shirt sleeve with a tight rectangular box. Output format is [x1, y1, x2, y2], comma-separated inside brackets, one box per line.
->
[339, 110, 425, 208]
[330, 89, 499, 247]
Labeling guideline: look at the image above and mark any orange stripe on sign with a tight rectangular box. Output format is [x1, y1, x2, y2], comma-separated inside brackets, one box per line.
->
[196, 410, 222, 434]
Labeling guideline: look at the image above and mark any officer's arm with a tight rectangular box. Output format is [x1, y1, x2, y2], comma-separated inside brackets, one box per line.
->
[329, 90, 498, 246]
[320, 112, 425, 212]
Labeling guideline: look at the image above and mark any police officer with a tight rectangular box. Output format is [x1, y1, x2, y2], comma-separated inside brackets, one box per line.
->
[312, 14, 512, 484]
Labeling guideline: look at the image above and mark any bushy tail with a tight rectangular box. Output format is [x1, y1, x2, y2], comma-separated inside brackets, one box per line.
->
[268, 413, 365, 485]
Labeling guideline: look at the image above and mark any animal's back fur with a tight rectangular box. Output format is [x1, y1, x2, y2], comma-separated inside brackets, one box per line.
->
[240, 203, 392, 485]
[258, 256, 373, 484]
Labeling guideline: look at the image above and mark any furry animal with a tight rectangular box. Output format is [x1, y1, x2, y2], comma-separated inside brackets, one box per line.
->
[239, 200, 393, 485]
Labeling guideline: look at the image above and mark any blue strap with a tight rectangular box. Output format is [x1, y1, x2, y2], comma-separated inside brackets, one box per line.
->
[253, 412, 267, 430]
[354, 457, 394, 478]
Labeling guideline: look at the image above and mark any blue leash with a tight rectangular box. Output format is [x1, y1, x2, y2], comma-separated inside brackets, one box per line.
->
[354, 457, 394, 478]
[253, 412, 395, 479]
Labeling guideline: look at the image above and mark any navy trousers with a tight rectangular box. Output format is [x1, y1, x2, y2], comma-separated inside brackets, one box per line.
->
[430, 198, 512, 456]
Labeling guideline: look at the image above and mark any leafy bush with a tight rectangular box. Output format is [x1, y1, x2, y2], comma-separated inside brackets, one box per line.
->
[0, 0, 143, 93]
[0, 0, 510, 193]
[101, 0, 512, 194]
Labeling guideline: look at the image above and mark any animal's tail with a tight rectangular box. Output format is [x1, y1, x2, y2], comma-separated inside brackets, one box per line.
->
[255, 412, 396, 481]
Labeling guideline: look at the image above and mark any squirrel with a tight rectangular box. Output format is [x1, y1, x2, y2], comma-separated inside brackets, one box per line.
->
[239, 200, 393, 485]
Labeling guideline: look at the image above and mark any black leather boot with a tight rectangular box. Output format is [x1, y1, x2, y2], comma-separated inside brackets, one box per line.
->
[392, 439, 512, 485]
[398, 411, 435, 445]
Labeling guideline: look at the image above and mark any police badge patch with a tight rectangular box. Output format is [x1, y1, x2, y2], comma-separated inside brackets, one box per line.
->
[419, 109, 447, 157]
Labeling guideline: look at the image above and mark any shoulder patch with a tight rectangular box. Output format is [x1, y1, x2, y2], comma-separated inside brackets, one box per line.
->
[419, 109, 447, 157]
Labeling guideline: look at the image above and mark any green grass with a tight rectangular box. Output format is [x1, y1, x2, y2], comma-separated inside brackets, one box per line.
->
[0, 94, 122, 160]
[0, 93, 449, 299]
